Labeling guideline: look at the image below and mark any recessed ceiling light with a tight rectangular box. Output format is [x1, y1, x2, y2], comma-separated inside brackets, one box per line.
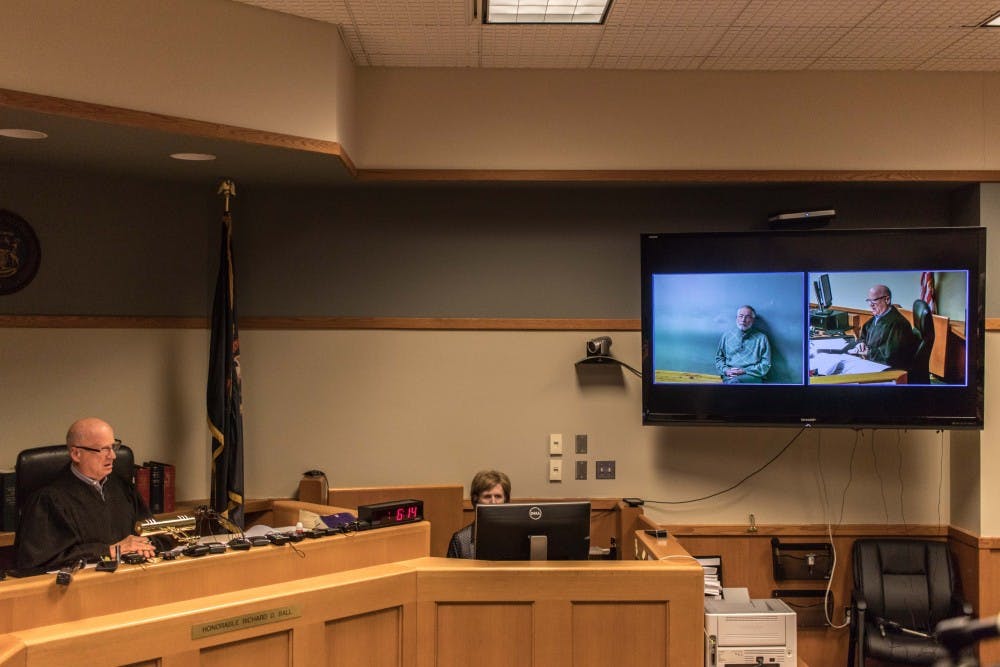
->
[981, 10, 1000, 26]
[0, 129, 48, 140]
[169, 152, 217, 161]
[484, 0, 612, 24]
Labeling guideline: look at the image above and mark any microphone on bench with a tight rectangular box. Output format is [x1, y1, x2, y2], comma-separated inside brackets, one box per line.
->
[55, 558, 87, 586]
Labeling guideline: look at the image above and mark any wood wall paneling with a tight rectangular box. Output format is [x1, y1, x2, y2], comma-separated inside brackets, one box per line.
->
[200, 631, 291, 667]
[326, 607, 403, 667]
[434, 603, 533, 667]
[572, 602, 668, 667]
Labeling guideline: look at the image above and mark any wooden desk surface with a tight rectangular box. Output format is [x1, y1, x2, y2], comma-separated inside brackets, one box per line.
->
[655, 369, 722, 383]
[809, 368, 907, 384]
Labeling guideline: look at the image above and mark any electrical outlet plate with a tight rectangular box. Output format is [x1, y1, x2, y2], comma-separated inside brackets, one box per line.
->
[595, 460, 616, 479]
[549, 459, 562, 482]
[549, 433, 563, 456]
[575, 460, 587, 480]
[575, 434, 588, 454]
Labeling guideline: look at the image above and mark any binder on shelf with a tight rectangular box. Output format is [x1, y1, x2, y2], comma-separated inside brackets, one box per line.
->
[695, 555, 723, 599]
[0, 470, 16, 532]
[135, 465, 151, 510]
[142, 461, 176, 514]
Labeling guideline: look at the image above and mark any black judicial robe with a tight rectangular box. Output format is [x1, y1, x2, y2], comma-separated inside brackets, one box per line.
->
[14, 465, 151, 575]
[859, 306, 918, 370]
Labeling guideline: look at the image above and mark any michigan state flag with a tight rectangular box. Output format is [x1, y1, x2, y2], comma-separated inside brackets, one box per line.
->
[207, 210, 245, 527]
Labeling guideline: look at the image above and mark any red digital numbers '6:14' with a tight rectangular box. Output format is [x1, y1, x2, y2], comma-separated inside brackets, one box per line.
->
[394, 505, 420, 522]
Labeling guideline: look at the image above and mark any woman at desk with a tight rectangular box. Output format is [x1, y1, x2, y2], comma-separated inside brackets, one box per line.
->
[447, 470, 510, 559]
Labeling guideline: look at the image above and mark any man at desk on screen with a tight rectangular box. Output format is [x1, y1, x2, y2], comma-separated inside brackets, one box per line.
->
[714, 305, 772, 384]
[849, 285, 917, 369]
[15, 417, 156, 575]
[446, 470, 510, 559]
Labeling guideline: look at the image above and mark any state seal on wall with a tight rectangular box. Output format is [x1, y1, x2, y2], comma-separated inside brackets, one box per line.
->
[0, 209, 41, 295]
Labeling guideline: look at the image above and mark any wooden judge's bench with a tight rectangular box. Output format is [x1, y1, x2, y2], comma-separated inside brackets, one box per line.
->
[0, 498, 705, 667]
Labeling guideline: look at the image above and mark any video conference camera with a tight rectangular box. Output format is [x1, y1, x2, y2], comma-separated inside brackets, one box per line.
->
[586, 336, 612, 357]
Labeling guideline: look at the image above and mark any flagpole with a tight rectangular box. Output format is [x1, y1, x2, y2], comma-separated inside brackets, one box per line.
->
[209, 177, 245, 528]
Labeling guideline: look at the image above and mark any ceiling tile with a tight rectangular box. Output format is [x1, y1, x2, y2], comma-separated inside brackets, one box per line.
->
[809, 57, 928, 70]
[590, 54, 707, 69]
[362, 25, 481, 56]
[710, 26, 850, 58]
[594, 26, 725, 57]
[700, 56, 815, 70]
[482, 25, 604, 56]
[347, 0, 468, 26]
[605, 0, 750, 27]
[480, 53, 597, 67]
[731, 0, 883, 27]
[823, 28, 969, 60]
[858, 0, 1000, 28]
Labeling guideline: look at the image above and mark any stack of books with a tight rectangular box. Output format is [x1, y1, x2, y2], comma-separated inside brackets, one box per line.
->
[695, 555, 723, 599]
[135, 462, 175, 514]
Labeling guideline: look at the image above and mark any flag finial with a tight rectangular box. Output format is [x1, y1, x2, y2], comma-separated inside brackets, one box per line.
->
[217, 179, 236, 212]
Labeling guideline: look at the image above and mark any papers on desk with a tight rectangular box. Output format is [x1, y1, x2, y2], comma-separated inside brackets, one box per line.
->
[809, 339, 888, 377]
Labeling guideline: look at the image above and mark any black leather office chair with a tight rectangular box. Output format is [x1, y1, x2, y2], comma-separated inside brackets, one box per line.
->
[848, 539, 971, 667]
[909, 299, 935, 385]
[14, 444, 135, 529]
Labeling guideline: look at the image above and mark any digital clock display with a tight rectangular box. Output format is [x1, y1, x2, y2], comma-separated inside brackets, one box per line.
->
[357, 499, 424, 528]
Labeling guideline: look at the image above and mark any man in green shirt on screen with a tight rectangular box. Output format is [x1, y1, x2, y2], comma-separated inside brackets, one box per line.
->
[715, 305, 772, 384]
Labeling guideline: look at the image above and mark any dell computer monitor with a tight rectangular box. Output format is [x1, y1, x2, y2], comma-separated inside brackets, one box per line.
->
[474, 501, 591, 560]
[816, 273, 834, 311]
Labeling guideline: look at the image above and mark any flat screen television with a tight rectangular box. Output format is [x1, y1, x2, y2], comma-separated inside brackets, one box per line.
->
[641, 226, 986, 429]
[474, 501, 591, 560]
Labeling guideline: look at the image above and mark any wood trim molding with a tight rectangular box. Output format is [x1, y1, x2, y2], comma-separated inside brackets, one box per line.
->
[239, 317, 641, 331]
[0, 87, 357, 176]
[950, 525, 1000, 550]
[664, 524, 948, 537]
[0, 315, 208, 329]
[3, 314, 995, 332]
[357, 168, 1000, 183]
[0, 315, 641, 331]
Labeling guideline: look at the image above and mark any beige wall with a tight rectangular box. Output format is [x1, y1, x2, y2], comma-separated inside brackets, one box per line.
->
[356, 68, 1000, 170]
[977, 335, 1000, 535]
[1, 327, 958, 526]
[0, 0, 356, 150]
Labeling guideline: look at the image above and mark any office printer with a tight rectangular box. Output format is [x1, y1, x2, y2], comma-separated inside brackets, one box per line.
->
[705, 598, 796, 666]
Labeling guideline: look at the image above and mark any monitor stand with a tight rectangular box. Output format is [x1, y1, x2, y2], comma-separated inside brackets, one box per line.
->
[529, 535, 548, 560]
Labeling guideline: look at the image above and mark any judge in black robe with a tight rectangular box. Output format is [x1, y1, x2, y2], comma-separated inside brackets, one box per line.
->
[15, 465, 151, 574]
[14, 417, 154, 575]
[858, 300, 918, 370]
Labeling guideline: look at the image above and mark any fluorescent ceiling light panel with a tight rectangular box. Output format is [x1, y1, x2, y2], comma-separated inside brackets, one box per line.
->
[485, 0, 611, 24]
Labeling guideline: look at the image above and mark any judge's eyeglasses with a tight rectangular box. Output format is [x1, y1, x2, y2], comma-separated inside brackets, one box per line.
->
[72, 439, 122, 455]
